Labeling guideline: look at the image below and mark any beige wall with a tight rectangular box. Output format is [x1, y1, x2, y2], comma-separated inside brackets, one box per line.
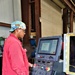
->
[41, 0, 62, 37]
[73, 20, 75, 33]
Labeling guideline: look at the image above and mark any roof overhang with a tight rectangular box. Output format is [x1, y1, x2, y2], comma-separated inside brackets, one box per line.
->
[51, 0, 75, 13]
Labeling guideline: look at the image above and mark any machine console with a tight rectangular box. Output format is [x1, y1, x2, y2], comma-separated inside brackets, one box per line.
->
[31, 36, 62, 75]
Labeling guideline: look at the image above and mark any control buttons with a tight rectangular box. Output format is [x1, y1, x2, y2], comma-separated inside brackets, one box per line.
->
[34, 64, 38, 68]
[49, 56, 53, 59]
[37, 55, 40, 58]
[46, 67, 50, 71]
[34, 64, 37, 67]
[37, 55, 44, 58]
[41, 67, 44, 70]
[40, 56, 44, 58]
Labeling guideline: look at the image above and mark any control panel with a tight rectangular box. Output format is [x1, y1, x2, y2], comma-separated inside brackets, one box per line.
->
[32, 59, 54, 75]
[31, 36, 62, 75]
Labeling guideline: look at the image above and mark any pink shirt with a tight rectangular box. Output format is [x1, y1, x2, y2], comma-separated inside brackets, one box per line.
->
[2, 33, 29, 75]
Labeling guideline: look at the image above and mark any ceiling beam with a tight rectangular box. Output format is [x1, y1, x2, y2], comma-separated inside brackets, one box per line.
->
[63, 0, 75, 13]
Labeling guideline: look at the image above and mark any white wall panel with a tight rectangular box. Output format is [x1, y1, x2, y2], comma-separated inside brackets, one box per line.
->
[0, 0, 22, 24]
[13, 0, 22, 21]
[0, 0, 14, 23]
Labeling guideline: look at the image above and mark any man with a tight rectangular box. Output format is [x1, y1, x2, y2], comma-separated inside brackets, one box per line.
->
[2, 21, 33, 75]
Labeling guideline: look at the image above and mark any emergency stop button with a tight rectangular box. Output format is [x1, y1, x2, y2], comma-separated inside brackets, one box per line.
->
[46, 67, 50, 71]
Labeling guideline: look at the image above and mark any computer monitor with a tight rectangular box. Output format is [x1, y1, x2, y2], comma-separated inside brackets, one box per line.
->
[36, 36, 62, 61]
[38, 39, 58, 55]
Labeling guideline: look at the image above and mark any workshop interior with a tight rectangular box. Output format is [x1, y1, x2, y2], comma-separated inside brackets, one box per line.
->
[0, 0, 75, 75]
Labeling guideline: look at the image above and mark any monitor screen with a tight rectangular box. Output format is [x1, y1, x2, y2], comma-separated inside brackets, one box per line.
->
[38, 39, 58, 55]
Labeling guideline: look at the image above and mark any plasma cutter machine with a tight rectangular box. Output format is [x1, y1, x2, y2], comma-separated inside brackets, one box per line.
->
[31, 36, 64, 75]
